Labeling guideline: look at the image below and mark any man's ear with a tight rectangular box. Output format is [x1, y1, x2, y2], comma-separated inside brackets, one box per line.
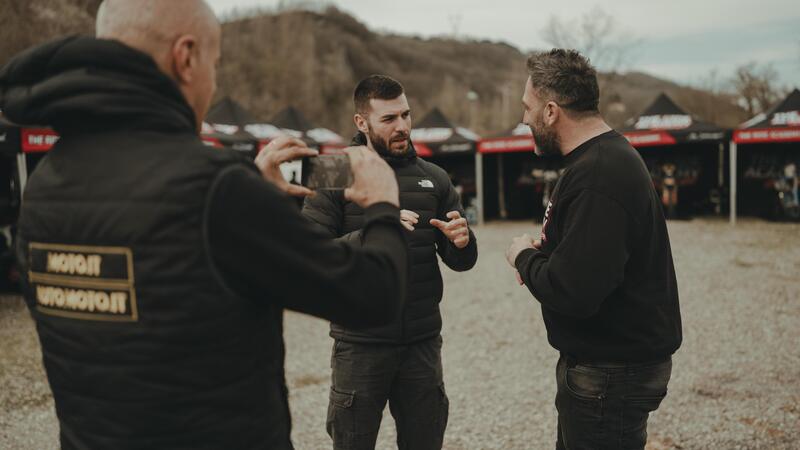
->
[171, 35, 199, 85]
[354, 113, 369, 134]
[544, 101, 560, 127]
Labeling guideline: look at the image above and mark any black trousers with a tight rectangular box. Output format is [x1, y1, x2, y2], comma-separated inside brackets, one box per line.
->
[555, 353, 673, 450]
[326, 336, 449, 450]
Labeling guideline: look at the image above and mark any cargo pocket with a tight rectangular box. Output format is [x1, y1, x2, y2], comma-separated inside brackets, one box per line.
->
[326, 387, 356, 444]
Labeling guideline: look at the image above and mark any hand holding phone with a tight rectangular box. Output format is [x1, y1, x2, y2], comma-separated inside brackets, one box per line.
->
[342, 146, 399, 208]
[255, 136, 317, 197]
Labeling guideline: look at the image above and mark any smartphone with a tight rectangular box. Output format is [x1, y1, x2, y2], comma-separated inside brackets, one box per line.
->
[301, 154, 353, 190]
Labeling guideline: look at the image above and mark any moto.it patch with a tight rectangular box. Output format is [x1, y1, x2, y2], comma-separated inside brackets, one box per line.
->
[28, 243, 138, 322]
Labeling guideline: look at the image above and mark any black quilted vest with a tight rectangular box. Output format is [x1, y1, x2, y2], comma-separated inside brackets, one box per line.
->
[3, 36, 293, 449]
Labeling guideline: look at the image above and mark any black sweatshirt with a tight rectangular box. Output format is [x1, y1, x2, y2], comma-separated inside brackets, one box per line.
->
[208, 165, 407, 329]
[515, 130, 682, 362]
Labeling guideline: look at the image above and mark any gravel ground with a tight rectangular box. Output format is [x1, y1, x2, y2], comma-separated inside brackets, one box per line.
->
[1, 218, 799, 450]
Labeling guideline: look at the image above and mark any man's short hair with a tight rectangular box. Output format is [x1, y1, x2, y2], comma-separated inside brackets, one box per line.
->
[354, 75, 404, 114]
[526, 49, 600, 117]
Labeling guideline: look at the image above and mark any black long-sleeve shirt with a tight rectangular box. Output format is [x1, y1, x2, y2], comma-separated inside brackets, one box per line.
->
[207, 165, 407, 329]
[515, 130, 682, 362]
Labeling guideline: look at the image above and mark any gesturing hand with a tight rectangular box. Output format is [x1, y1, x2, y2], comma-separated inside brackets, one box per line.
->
[400, 210, 419, 231]
[505, 233, 536, 268]
[430, 211, 470, 249]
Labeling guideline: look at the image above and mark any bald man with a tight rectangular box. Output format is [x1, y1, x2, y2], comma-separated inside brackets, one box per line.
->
[0, 1, 408, 449]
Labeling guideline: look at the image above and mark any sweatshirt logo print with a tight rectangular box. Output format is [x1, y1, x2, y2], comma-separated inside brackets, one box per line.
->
[418, 179, 434, 189]
[541, 200, 553, 243]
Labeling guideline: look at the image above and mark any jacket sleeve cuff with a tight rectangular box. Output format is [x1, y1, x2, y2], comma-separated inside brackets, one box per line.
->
[363, 202, 400, 224]
[514, 248, 538, 272]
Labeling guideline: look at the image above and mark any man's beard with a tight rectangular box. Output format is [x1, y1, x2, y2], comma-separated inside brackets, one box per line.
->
[368, 124, 410, 157]
[530, 120, 561, 157]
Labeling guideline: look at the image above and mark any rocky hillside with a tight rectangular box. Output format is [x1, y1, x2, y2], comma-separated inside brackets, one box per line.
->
[1, 1, 750, 135]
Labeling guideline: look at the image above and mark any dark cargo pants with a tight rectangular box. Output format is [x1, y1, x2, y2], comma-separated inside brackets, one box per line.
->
[326, 336, 449, 450]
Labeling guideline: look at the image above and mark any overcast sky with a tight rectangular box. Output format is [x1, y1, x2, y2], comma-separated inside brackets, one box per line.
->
[206, 0, 800, 89]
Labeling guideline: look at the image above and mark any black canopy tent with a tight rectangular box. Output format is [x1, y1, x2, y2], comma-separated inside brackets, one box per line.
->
[270, 106, 345, 152]
[0, 117, 20, 157]
[201, 97, 275, 158]
[620, 93, 731, 218]
[410, 108, 480, 214]
[732, 88, 800, 221]
[0, 116, 58, 291]
[265, 106, 345, 188]
[476, 123, 564, 222]
[0, 116, 58, 196]
[0, 117, 21, 225]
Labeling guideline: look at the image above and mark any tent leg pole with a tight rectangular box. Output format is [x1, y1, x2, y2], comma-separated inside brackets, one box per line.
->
[16, 153, 28, 203]
[729, 141, 737, 225]
[498, 154, 508, 219]
[718, 142, 724, 188]
[475, 152, 484, 226]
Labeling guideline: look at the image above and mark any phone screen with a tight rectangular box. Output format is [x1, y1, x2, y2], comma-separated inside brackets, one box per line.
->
[301, 154, 353, 190]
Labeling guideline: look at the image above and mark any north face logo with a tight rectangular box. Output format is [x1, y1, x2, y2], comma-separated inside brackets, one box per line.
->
[418, 179, 434, 188]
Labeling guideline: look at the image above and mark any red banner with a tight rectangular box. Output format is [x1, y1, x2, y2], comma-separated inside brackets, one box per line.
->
[21, 128, 59, 153]
[201, 136, 223, 148]
[734, 127, 800, 144]
[320, 143, 347, 155]
[623, 131, 677, 147]
[478, 136, 536, 154]
[414, 143, 434, 158]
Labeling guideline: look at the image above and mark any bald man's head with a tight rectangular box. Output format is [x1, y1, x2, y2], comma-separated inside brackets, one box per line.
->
[96, 0, 221, 130]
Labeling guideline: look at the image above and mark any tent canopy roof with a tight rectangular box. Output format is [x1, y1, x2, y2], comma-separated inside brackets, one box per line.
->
[739, 88, 800, 130]
[204, 97, 281, 141]
[621, 93, 730, 146]
[270, 106, 344, 145]
[733, 88, 800, 144]
[478, 123, 535, 154]
[270, 106, 316, 132]
[411, 107, 479, 155]
[206, 97, 261, 126]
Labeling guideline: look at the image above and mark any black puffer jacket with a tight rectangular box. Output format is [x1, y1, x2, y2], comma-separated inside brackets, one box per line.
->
[303, 133, 477, 344]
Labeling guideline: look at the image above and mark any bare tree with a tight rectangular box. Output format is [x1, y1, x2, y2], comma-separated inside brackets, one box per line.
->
[448, 14, 462, 39]
[731, 62, 783, 116]
[694, 69, 726, 124]
[540, 6, 640, 74]
[539, 6, 641, 120]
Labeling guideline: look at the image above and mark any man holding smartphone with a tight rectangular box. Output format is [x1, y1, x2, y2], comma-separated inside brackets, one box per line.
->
[1, 1, 407, 449]
[303, 75, 478, 450]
